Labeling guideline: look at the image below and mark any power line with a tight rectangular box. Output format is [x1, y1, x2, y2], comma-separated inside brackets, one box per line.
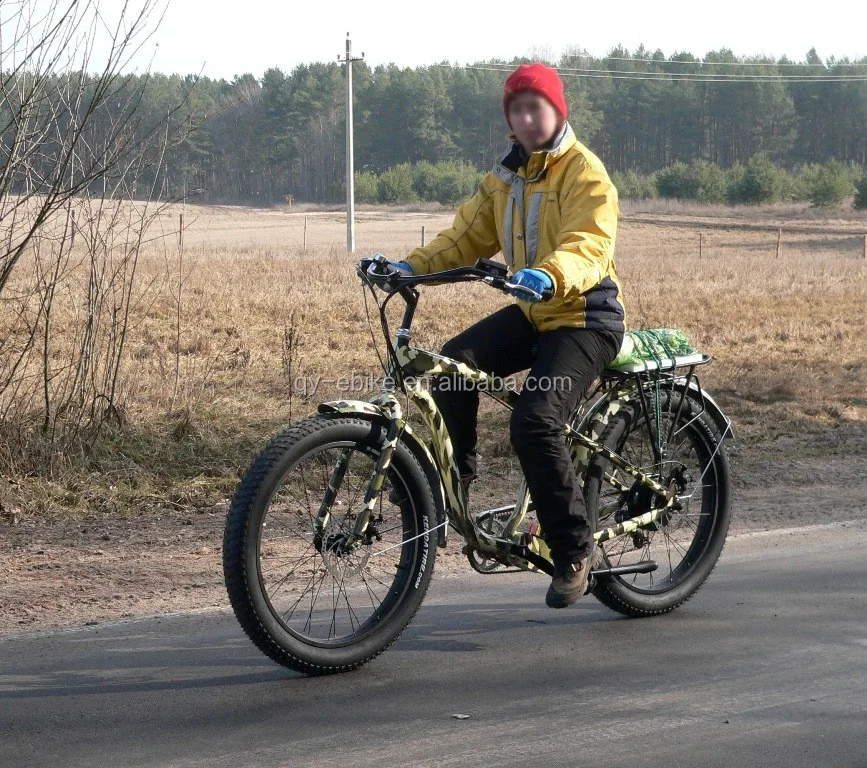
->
[539, 63, 867, 80]
[563, 54, 839, 69]
[473, 62, 867, 80]
[435, 64, 867, 84]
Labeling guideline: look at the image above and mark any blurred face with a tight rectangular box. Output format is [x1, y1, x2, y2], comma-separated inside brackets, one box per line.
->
[507, 91, 561, 153]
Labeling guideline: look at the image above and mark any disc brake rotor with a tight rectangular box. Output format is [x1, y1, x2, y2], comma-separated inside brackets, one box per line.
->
[319, 518, 371, 578]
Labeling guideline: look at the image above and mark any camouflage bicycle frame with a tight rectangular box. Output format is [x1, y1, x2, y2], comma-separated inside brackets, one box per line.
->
[317, 329, 682, 575]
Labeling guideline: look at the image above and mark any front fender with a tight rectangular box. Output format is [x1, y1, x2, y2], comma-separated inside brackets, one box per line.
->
[317, 400, 449, 547]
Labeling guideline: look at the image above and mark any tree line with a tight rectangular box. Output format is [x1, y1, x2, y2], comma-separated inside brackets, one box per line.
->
[614, 155, 867, 207]
[3, 46, 867, 205]
[352, 155, 867, 208]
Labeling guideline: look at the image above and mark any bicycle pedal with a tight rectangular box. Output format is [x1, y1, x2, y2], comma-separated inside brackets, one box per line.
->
[590, 560, 658, 577]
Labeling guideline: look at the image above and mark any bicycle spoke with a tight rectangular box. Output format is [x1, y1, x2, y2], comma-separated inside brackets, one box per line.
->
[662, 528, 674, 579]
[304, 565, 330, 635]
[338, 566, 362, 633]
[360, 571, 384, 607]
[281, 566, 320, 622]
[364, 570, 394, 591]
[329, 576, 338, 639]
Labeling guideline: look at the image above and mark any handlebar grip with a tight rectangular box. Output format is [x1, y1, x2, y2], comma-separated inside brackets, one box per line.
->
[359, 255, 396, 281]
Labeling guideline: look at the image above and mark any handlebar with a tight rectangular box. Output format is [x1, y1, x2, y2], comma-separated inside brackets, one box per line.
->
[357, 255, 555, 303]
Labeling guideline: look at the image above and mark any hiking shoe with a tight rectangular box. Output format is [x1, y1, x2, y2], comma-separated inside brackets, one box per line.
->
[545, 545, 597, 609]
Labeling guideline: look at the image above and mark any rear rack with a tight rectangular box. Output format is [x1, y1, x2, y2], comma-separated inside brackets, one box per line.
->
[605, 352, 712, 375]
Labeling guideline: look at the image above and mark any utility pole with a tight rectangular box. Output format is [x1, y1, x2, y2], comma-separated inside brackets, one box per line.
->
[338, 33, 364, 253]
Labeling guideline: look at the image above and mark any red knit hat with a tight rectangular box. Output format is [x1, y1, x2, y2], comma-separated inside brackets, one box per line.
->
[503, 63, 568, 124]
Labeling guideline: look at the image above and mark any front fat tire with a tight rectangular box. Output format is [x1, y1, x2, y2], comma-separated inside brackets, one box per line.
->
[223, 415, 437, 675]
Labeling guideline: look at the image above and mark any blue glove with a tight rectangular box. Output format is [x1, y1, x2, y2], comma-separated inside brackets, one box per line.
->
[507, 268, 553, 302]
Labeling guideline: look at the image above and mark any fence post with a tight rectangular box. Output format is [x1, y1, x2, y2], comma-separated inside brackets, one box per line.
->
[776, 228, 782, 259]
[699, 232, 702, 260]
[304, 216, 308, 250]
[421, 225, 426, 247]
[863, 234, 866, 260]
[179, 213, 184, 250]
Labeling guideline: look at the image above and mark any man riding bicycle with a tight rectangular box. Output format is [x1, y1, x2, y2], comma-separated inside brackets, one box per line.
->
[389, 63, 625, 608]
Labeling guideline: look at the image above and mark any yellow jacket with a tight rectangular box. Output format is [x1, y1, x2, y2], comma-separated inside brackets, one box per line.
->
[404, 122, 625, 333]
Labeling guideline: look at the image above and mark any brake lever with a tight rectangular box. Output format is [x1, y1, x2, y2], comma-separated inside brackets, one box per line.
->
[506, 281, 544, 302]
[482, 275, 535, 299]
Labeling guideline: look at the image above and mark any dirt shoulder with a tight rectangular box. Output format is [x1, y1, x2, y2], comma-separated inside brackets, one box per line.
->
[2, 449, 865, 636]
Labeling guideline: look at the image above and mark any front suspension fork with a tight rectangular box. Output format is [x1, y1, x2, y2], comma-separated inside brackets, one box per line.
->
[313, 397, 405, 551]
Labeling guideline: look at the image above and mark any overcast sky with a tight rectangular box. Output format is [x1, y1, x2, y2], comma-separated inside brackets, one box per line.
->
[40, 0, 867, 78]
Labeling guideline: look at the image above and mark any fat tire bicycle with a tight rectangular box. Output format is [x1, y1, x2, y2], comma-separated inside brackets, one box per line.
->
[223, 255, 733, 675]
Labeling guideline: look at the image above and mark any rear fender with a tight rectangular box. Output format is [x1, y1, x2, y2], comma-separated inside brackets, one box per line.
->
[672, 379, 734, 440]
[570, 375, 732, 486]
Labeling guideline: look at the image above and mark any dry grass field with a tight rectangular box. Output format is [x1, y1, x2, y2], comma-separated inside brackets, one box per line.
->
[2, 199, 865, 631]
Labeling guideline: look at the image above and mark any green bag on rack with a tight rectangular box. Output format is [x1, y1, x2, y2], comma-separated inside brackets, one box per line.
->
[610, 329, 697, 369]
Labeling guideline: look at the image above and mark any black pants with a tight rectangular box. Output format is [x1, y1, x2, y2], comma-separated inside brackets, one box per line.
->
[431, 305, 622, 567]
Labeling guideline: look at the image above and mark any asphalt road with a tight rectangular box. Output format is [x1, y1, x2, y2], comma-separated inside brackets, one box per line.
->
[1, 521, 865, 768]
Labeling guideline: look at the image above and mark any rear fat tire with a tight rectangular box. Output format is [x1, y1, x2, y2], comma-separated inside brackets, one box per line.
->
[584, 393, 731, 617]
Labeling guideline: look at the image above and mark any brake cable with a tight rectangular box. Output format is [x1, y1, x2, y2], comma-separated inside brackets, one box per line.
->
[360, 280, 387, 375]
